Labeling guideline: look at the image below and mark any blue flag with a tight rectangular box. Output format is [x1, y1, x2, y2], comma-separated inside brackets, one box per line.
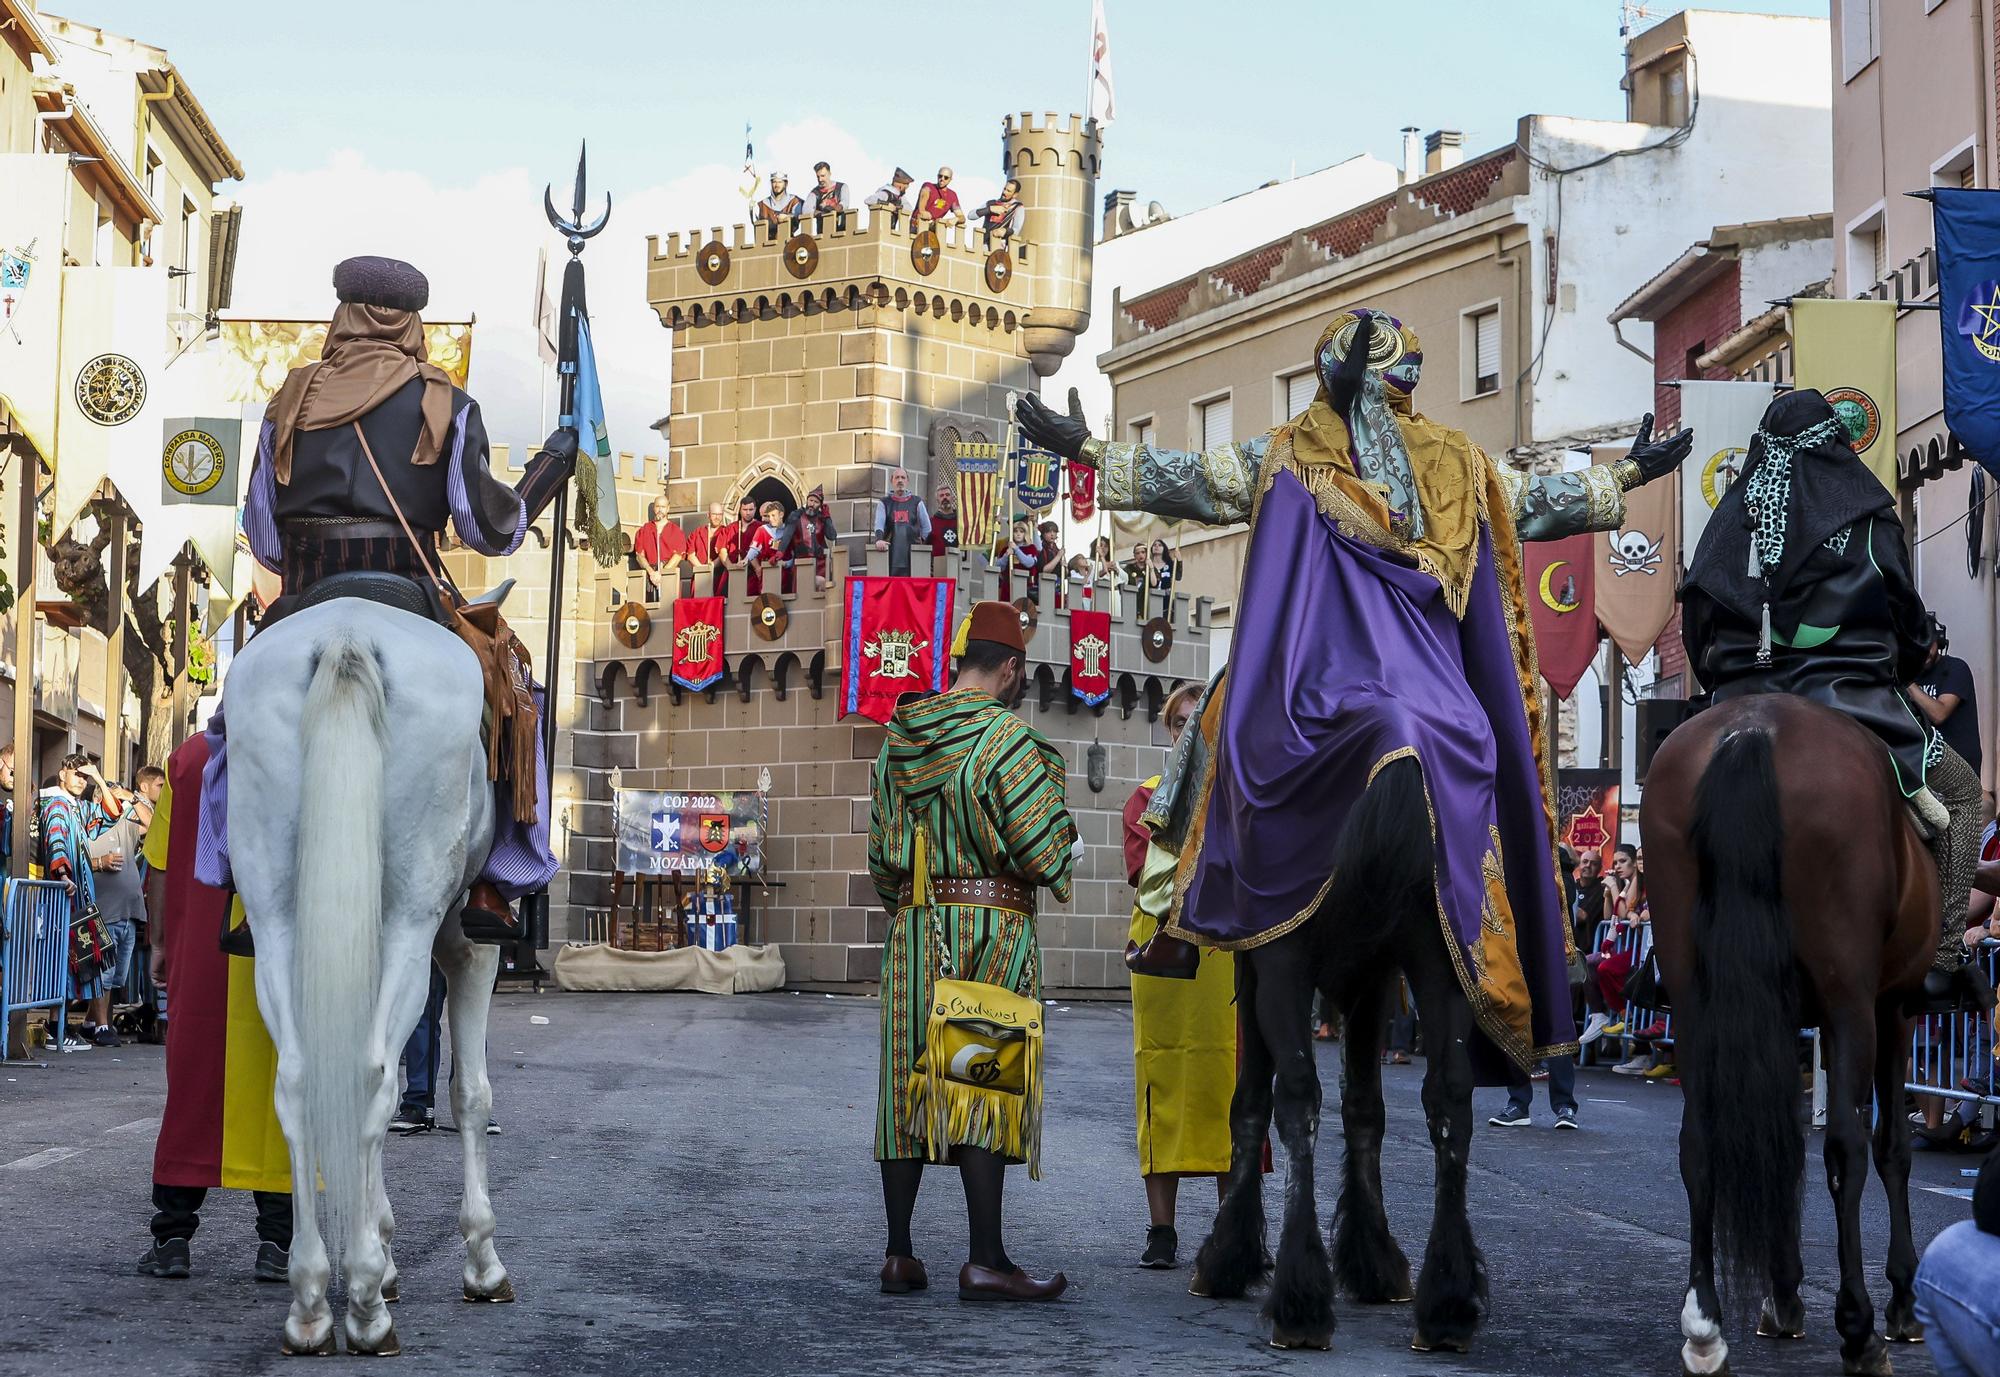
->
[560, 312, 622, 559]
[1933, 187, 2000, 476]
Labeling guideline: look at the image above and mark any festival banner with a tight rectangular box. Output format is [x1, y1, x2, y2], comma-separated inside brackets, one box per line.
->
[1932, 188, 2000, 479]
[1677, 379, 1773, 553]
[1068, 457, 1097, 522]
[161, 416, 243, 507]
[614, 787, 767, 875]
[1069, 607, 1112, 706]
[0, 155, 69, 467]
[1524, 531, 1597, 699]
[953, 441, 1004, 550]
[1555, 768, 1621, 870]
[1791, 297, 1897, 495]
[1592, 443, 1677, 667]
[670, 596, 726, 691]
[841, 575, 954, 723]
[1014, 444, 1058, 511]
[54, 265, 169, 535]
[214, 318, 473, 402]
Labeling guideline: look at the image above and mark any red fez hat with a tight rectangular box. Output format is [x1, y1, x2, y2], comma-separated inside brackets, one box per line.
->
[964, 600, 1026, 655]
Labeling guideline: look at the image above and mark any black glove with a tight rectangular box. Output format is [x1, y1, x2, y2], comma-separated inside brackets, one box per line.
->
[1627, 413, 1695, 484]
[541, 426, 580, 468]
[1326, 313, 1374, 424]
[1015, 387, 1092, 463]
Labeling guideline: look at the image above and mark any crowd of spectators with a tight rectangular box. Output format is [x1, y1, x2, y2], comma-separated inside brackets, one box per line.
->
[753, 160, 1029, 247]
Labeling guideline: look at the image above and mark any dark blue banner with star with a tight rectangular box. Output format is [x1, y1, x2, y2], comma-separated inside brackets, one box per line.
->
[1935, 187, 2000, 477]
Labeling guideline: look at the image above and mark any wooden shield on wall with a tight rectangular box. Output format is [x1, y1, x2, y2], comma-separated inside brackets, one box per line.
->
[1011, 596, 1038, 644]
[750, 592, 789, 641]
[984, 249, 1014, 294]
[782, 233, 819, 280]
[695, 240, 730, 287]
[614, 600, 652, 649]
[911, 228, 942, 276]
[1142, 617, 1174, 663]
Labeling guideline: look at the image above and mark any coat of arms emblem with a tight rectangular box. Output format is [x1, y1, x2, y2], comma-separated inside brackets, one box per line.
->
[698, 813, 731, 852]
[1073, 633, 1109, 677]
[863, 629, 927, 679]
[675, 619, 721, 662]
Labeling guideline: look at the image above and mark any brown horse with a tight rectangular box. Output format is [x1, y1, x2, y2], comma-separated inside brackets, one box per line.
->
[1641, 694, 1935, 1377]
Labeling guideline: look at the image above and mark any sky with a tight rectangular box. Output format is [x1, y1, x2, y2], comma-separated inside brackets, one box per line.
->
[61, 0, 1832, 454]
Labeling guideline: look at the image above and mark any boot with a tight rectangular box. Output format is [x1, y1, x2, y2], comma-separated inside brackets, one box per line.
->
[460, 882, 523, 945]
[1124, 928, 1202, 980]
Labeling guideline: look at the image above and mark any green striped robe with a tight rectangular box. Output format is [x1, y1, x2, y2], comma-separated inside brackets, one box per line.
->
[871, 687, 1076, 1162]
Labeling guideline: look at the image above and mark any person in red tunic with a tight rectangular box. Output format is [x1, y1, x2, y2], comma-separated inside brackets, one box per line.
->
[929, 482, 960, 559]
[137, 733, 292, 1282]
[631, 497, 688, 600]
[913, 167, 962, 227]
[687, 499, 744, 596]
[743, 499, 792, 596]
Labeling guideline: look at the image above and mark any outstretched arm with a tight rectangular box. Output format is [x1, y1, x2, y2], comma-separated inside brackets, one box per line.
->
[1016, 389, 1263, 527]
[1496, 414, 1695, 542]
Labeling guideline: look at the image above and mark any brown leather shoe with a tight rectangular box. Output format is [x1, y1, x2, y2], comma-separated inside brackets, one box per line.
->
[958, 1262, 1068, 1302]
[879, 1255, 928, 1294]
[461, 882, 523, 945]
[1125, 931, 1202, 980]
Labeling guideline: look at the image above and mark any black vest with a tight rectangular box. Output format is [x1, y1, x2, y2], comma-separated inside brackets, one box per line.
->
[273, 378, 462, 534]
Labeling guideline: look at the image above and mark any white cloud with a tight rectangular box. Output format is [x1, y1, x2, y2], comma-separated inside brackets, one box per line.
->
[224, 120, 999, 469]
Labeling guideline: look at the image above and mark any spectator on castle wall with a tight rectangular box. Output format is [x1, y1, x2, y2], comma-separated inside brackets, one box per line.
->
[994, 516, 1041, 603]
[810, 162, 848, 218]
[913, 167, 962, 228]
[632, 497, 688, 601]
[687, 499, 744, 596]
[1147, 539, 1181, 598]
[1037, 520, 1063, 607]
[752, 173, 806, 233]
[872, 468, 931, 576]
[865, 167, 914, 219]
[978, 178, 1026, 245]
[1087, 535, 1119, 586]
[786, 484, 837, 591]
[929, 481, 960, 560]
[744, 500, 794, 597]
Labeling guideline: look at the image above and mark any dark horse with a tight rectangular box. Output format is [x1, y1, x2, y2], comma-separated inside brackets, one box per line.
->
[1642, 694, 1935, 1377]
[1189, 755, 1488, 1352]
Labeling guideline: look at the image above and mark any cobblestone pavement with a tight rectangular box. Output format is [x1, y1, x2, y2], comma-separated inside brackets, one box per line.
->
[0, 990, 1970, 1375]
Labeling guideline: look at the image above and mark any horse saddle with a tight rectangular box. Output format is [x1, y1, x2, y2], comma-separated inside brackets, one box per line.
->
[261, 570, 450, 628]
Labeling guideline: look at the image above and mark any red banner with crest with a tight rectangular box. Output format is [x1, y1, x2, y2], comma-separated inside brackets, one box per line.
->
[1068, 459, 1096, 522]
[1523, 533, 1597, 700]
[671, 596, 726, 691]
[1069, 608, 1112, 706]
[841, 575, 955, 723]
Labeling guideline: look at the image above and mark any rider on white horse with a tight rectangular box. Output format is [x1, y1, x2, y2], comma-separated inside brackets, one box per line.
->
[195, 255, 573, 937]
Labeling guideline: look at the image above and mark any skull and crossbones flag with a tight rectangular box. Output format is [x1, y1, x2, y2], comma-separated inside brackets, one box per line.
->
[841, 575, 955, 723]
[1592, 442, 1678, 667]
[671, 596, 727, 691]
[1069, 608, 1112, 706]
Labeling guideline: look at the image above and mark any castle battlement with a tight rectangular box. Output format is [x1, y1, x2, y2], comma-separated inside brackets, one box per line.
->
[1001, 110, 1101, 141]
[649, 205, 1036, 265]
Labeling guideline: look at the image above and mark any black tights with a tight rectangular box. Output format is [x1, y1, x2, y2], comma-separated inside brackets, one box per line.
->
[880, 1148, 1013, 1271]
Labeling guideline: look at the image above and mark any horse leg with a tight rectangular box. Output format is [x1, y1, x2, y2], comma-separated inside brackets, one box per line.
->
[436, 927, 513, 1302]
[371, 1152, 399, 1305]
[1677, 1096, 1731, 1373]
[1872, 1004, 1921, 1345]
[340, 921, 437, 1356]
[1332, 972, 1411, 1303]
[1252, 935, 1335, 1350]
[1404, 928, 1487, 1354]
[1822, 1010, 1890, 1377]
[1191, 951, 1273, 1301]
[255, 929, 337, 1357]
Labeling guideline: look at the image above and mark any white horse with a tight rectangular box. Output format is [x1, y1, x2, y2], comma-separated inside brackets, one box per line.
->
[224, 597, 512, 1355]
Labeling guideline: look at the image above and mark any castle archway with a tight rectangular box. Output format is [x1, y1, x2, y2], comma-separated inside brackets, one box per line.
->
[728, 453, 807, 516]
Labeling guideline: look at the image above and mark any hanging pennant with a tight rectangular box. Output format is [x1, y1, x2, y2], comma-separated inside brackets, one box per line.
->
[1014, 444, 1058, 512]
[1677, 379, 1773, 554]
[1068, 457, 1096, 522]
[1069, 608, 1112, 706]
[1524, 532, 1596, 699]
[1933, 187, 2000, 479]
[670, 596, 726, 691]
[953, 441, 1004, 550]
[841, 575, 954, 723]
[1592, 442, 1678, 667]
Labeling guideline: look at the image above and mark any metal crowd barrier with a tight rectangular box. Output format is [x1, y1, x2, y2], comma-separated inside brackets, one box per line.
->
[1906, 937, 1999, 1112]
[1, 879, 75, 1055]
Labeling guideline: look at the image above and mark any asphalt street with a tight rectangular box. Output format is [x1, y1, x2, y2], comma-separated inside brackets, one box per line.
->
[0, 990, 1977, 1376]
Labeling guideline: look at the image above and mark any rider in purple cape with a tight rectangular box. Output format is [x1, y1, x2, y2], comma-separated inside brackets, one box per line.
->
[1018, 308, 1693, 1074]
[196, 255, 577, 932]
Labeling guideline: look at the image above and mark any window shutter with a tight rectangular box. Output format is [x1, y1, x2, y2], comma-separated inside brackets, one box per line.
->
[1138, 421, 1157, 449]
[1286, 371, 1317, 417]
[1962, 161, 1978, 190]
[1474, 310, 1501, 393]
[1201, 397, 1233, 450]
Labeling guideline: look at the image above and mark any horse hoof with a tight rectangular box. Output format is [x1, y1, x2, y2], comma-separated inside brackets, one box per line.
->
[1756, 1299, 1805, 1340]
[280, 1330, 336, 1357]
[381, 1279, 399, 1305]
[1885, 1319, 1925, 1345]
[463, 1276, 516, 1303]
[1681, 1362, 1730, 1377]
[1269, 1325, 1332, 1351]
[1412, 1332, 1472, 1355]
[1841, 1338, 1894, 1377]
[345, 1328, 401, 1358]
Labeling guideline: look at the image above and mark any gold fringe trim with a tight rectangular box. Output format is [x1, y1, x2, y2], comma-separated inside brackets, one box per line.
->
[906, 1029, 1045, 1180]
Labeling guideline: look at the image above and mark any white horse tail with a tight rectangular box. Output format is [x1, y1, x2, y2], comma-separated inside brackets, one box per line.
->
[292, 628, 388, 1273]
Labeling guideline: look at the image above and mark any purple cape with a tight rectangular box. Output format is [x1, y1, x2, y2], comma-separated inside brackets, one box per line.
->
[1168, 470, 1575, 1074]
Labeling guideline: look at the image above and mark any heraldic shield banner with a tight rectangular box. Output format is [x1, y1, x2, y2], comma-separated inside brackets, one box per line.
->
[842, 575, 955, 723]
[671, 595, 726, 690]
[1069, 607, 1112, 706]
[613, 788, 766, 875]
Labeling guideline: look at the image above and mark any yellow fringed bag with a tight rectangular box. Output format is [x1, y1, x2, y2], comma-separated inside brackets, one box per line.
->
[902, 827, 1046, 1179]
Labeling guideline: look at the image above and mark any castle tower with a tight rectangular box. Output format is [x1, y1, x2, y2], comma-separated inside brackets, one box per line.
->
[1004, 112, 1102, 377]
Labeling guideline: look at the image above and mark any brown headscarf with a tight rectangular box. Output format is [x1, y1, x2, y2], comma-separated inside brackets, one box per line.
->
[265, 302, 455, 482]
